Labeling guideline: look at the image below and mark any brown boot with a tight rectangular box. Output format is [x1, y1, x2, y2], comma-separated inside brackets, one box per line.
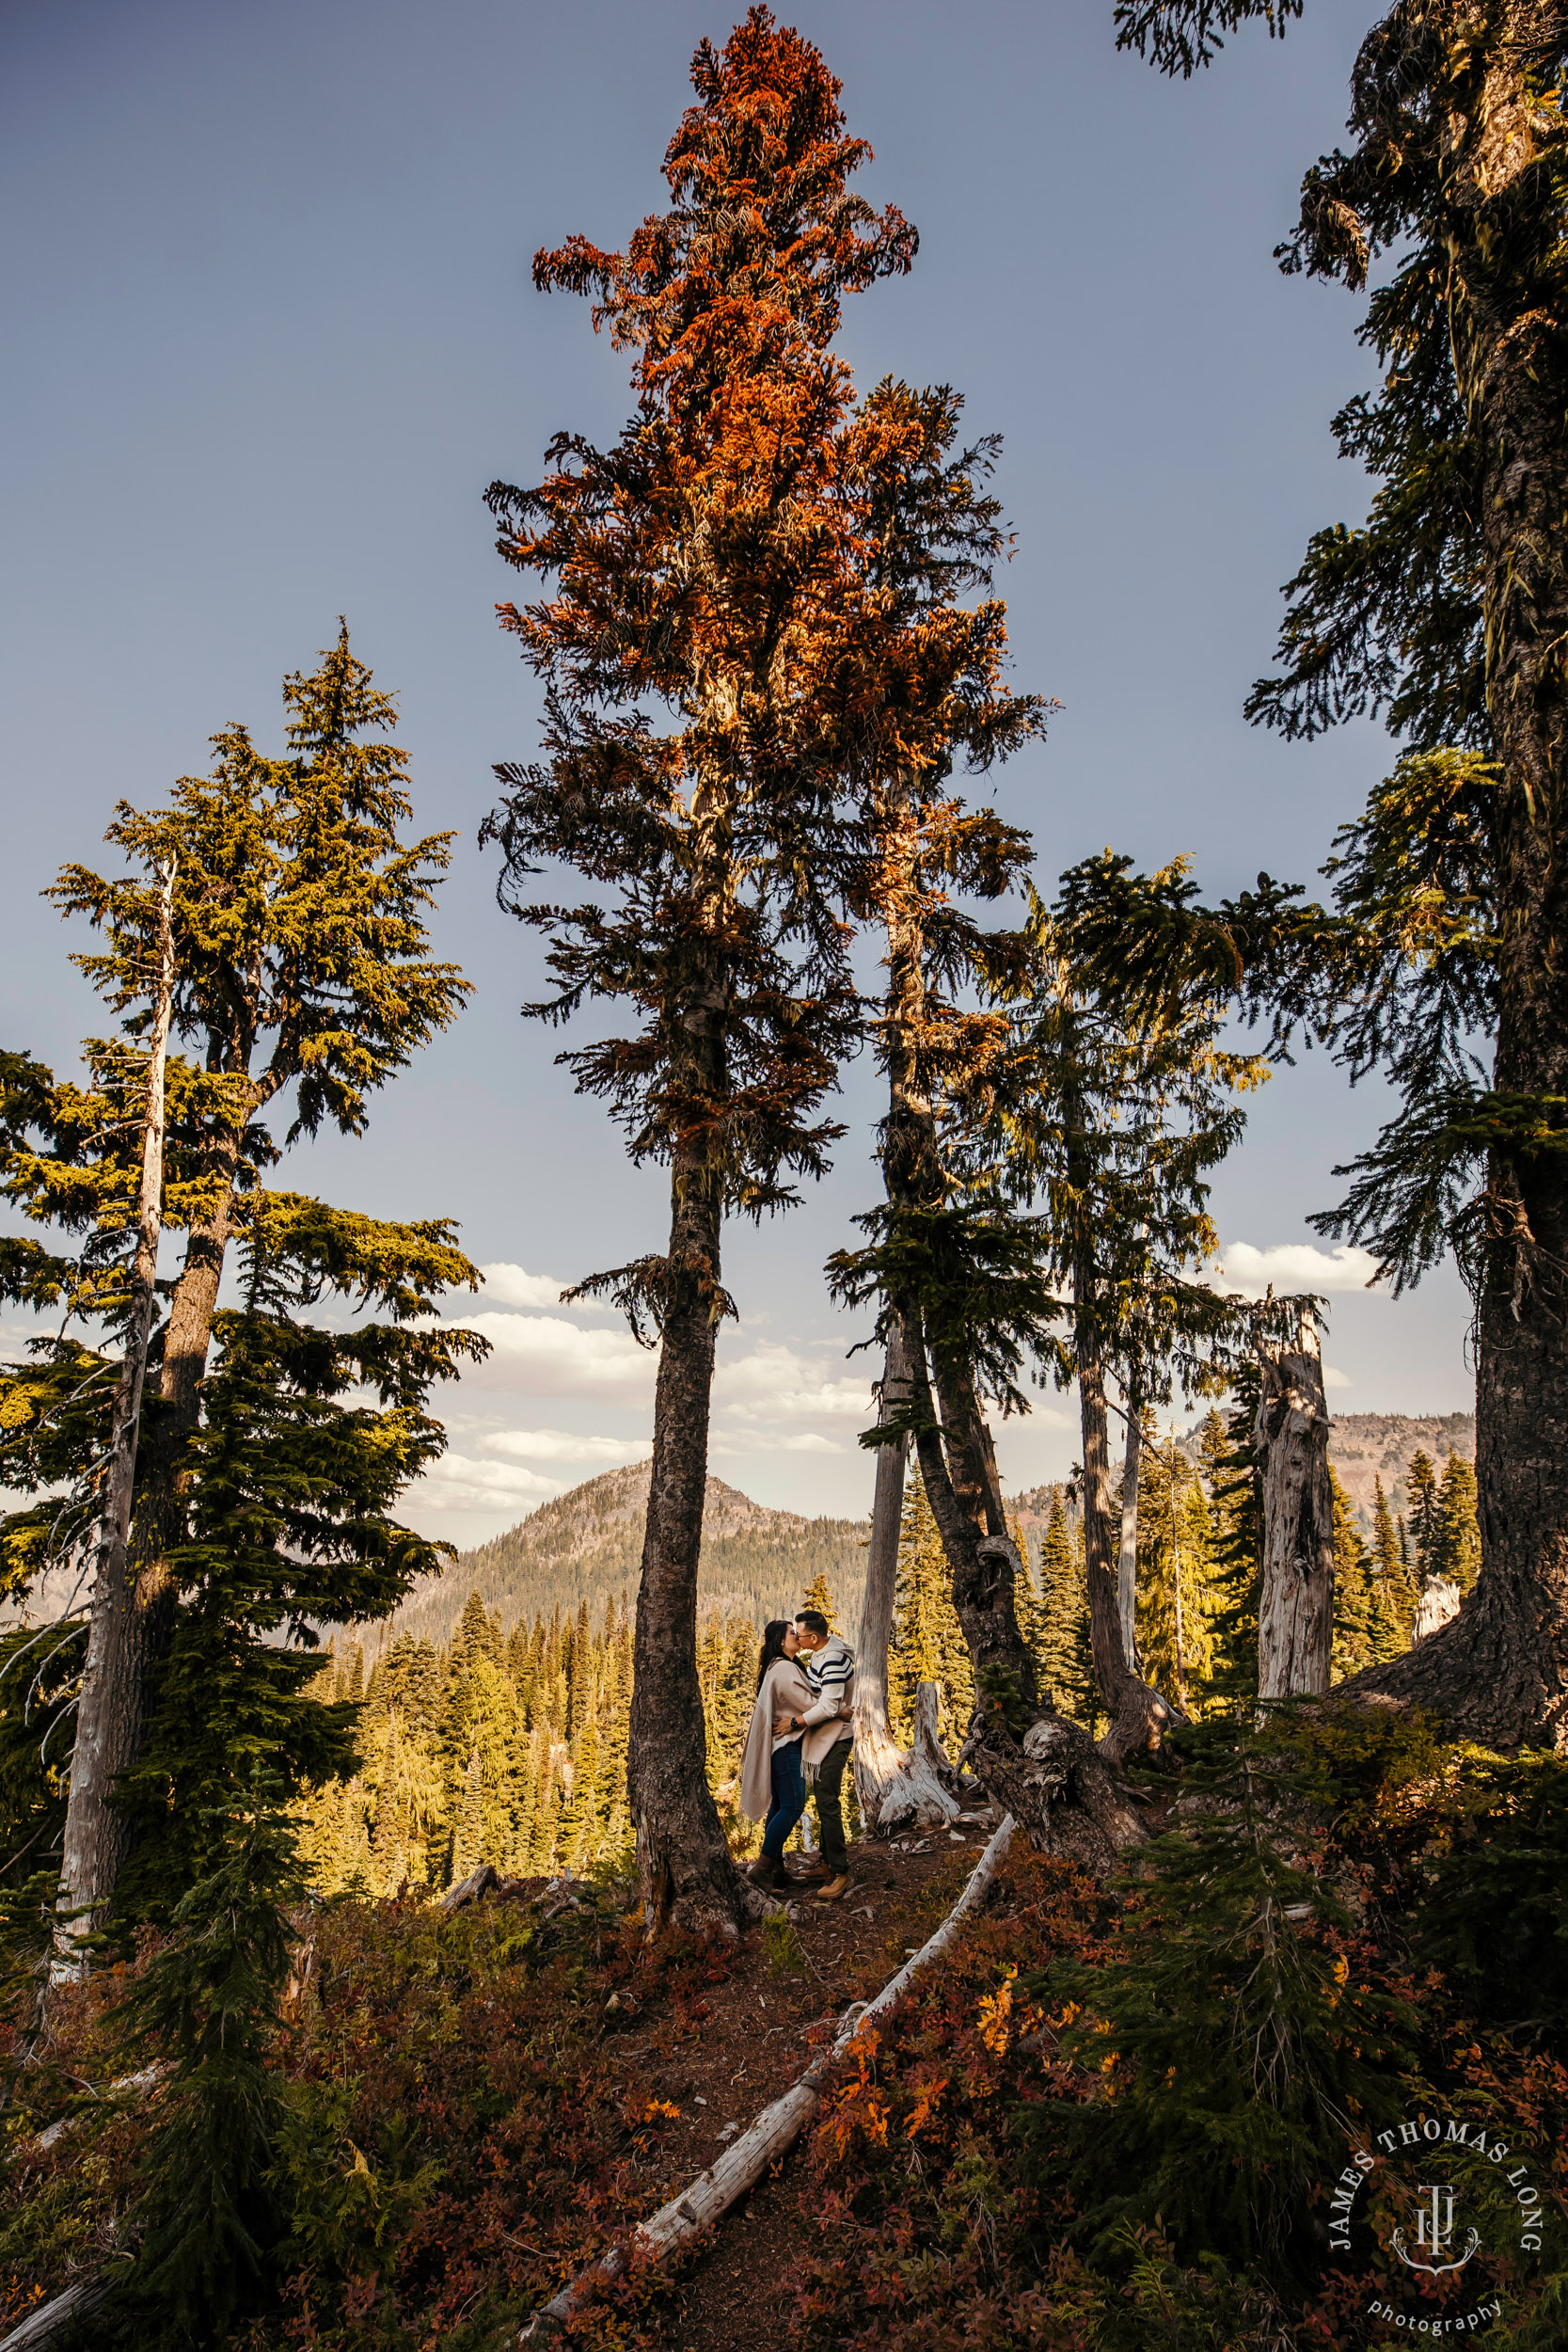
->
[790, 1857, 830, 1883]
[749, 1855, 788, 1890]
[814, 1872, 852, 1903]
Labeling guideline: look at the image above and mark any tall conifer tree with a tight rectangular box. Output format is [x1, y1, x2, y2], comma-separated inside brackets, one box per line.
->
[1406, 1451, 1439, 1581]
[2, 631, 467, 1924]
[1201, 1378, 1263, 1713]
[1037, 1490, 1095, 1727]
[1117, 0, 1568, 1747]
[1435, 1452, 1481, 1592]
[482, 10, 914, 1935]
[987, 866, 1269, 1759]
[826, 378, 1045, 1828]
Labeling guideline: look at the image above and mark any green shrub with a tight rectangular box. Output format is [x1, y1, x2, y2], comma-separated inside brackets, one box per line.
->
[1017, 1719, 1415, 2285]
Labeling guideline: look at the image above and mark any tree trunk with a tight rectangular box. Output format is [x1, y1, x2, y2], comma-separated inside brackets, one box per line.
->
[626, 995, 758, 1939]
[1255, 1309, 1334, 1700]
[911, 1679, 959, 1797]
[54, 857, 176, 1964]
[852, 1320, 955, 1832]
[904, 1308, 1148, 1870]
[865, 835, 1145, 1865]
[1168, 1433, 1189, 1712]
[1074, 1283, 1184, 1766]
[1116, 1395, 1142, 1668]
[1342, 11, 1568, 1751]
[920, 1331, 1040, 1708]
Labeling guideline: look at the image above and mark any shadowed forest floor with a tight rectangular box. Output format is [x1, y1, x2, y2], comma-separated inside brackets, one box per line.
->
[9, 1722, 1567, 2352]
[631, 1820, 999, 2352]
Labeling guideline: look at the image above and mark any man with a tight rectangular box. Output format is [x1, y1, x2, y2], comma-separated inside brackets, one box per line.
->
[779, 1607, 855, 1901]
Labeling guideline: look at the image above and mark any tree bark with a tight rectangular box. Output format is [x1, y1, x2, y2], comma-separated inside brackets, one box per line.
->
[1116, 1394, 1142, 1669]
[910, 1679, 959, 1801]
[961, 1705, 1148, 1877]
[900, 1309, 1147, 1868]
[53, 857, 176, 1966]
[1462, 6, 1568, 1750]
[852, 1320, 955, 1832]
[1073, 1274, 1184, 1767]
[918, 1330, 1040, 1708]
[1255, 1309, 1334, 1700]
[627, 989, 759, 1939]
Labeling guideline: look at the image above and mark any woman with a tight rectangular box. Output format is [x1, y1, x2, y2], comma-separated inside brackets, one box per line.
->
[739, 1618, 815, 1891]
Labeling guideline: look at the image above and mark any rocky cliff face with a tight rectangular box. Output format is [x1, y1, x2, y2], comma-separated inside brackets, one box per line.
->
[1008, 1410, 1478, 1549]
[1325, 1413, 1474, 1528]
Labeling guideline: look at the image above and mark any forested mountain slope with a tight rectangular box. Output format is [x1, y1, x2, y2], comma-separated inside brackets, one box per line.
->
[1324, 1413, 1474, 1528]
[394, 1462, 868, 1647]
[1016, 1413, 1476, 1547]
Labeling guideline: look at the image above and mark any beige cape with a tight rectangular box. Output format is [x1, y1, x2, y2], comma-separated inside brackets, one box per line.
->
[738, 1656, 815, 1822]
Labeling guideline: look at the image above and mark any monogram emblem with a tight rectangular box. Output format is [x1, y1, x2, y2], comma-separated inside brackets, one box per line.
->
[1391, 2183, 1481, 2276]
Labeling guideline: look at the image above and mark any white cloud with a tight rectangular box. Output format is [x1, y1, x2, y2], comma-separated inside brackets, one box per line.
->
[457, 1311, 657, 1403]
[1323, 1365, 1354, 1391]
[715, 1341, 876, 1424]
[416, 1451, 563, 1511]
[484, 1427, 650, 1466]
[477, 1263, 573, 1311]
[1213, 1242, 1383, 1300]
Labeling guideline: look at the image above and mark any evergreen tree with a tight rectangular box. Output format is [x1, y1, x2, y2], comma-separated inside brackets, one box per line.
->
[451, 1747, 484, 1884]
[988, 864, 1270, 1758]
[1025, 1721, 1406, 2283]
[451, 1591, 499, 1679]
[699, 1613, 755, 1801]
[828, 374, 1046, 1827]
[1405, 1450, 1439, 1581]
[1134, 1426, 1213, 1712]
[799, 1568, 841, 1632]
[1370, 1478, 1415, 1656]
[1199, 1375, 1262, 1713]
[1119, 0, 1568, 1747]
[568, 1597, 592, 1737]
[1329, 1467, 1377, 1680]
[889, 1479, 974, 1742]
[1037, 1490, 1095, 1728]
[481, 11, 914, 1936]
[1434, 1451, 1481, 1592]
[1, 629, 469, 1927]
[105, 1202, 483, 1919]
[110, 1772, 303, 2343]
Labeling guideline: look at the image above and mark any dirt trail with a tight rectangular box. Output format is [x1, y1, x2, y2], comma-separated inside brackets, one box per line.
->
[588, 1815, 1005, 2352]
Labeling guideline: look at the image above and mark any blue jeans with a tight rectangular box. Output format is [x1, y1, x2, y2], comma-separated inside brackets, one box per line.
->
[760, 1739, 806, 1862]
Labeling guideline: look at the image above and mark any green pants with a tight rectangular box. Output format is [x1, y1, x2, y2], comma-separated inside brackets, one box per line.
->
[813, 1737, 854, 1873]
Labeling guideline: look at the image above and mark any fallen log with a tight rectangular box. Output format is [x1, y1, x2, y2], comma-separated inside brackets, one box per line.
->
[516, 1813, 1016, 2344]
[0, 2267, 120, 2349]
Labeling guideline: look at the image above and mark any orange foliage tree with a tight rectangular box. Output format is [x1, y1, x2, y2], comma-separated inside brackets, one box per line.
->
[483, 8, 915, 1934]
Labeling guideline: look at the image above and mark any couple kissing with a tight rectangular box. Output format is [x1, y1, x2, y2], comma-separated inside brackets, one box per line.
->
[739, 1609, 854, 1901]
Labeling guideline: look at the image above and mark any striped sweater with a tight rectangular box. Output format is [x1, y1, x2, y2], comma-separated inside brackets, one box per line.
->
[800, 1633, 854, 1765]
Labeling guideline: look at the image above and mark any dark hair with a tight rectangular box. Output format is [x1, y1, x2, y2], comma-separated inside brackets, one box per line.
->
[795, 1608, 830, 1638]
[757, 1618, 792, 1692]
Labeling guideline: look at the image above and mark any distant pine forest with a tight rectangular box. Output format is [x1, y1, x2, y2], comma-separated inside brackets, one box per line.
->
[307, 1410, 1480, 1901]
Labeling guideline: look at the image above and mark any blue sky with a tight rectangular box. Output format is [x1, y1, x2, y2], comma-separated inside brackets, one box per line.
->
[1, 0, 1472, 1544]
